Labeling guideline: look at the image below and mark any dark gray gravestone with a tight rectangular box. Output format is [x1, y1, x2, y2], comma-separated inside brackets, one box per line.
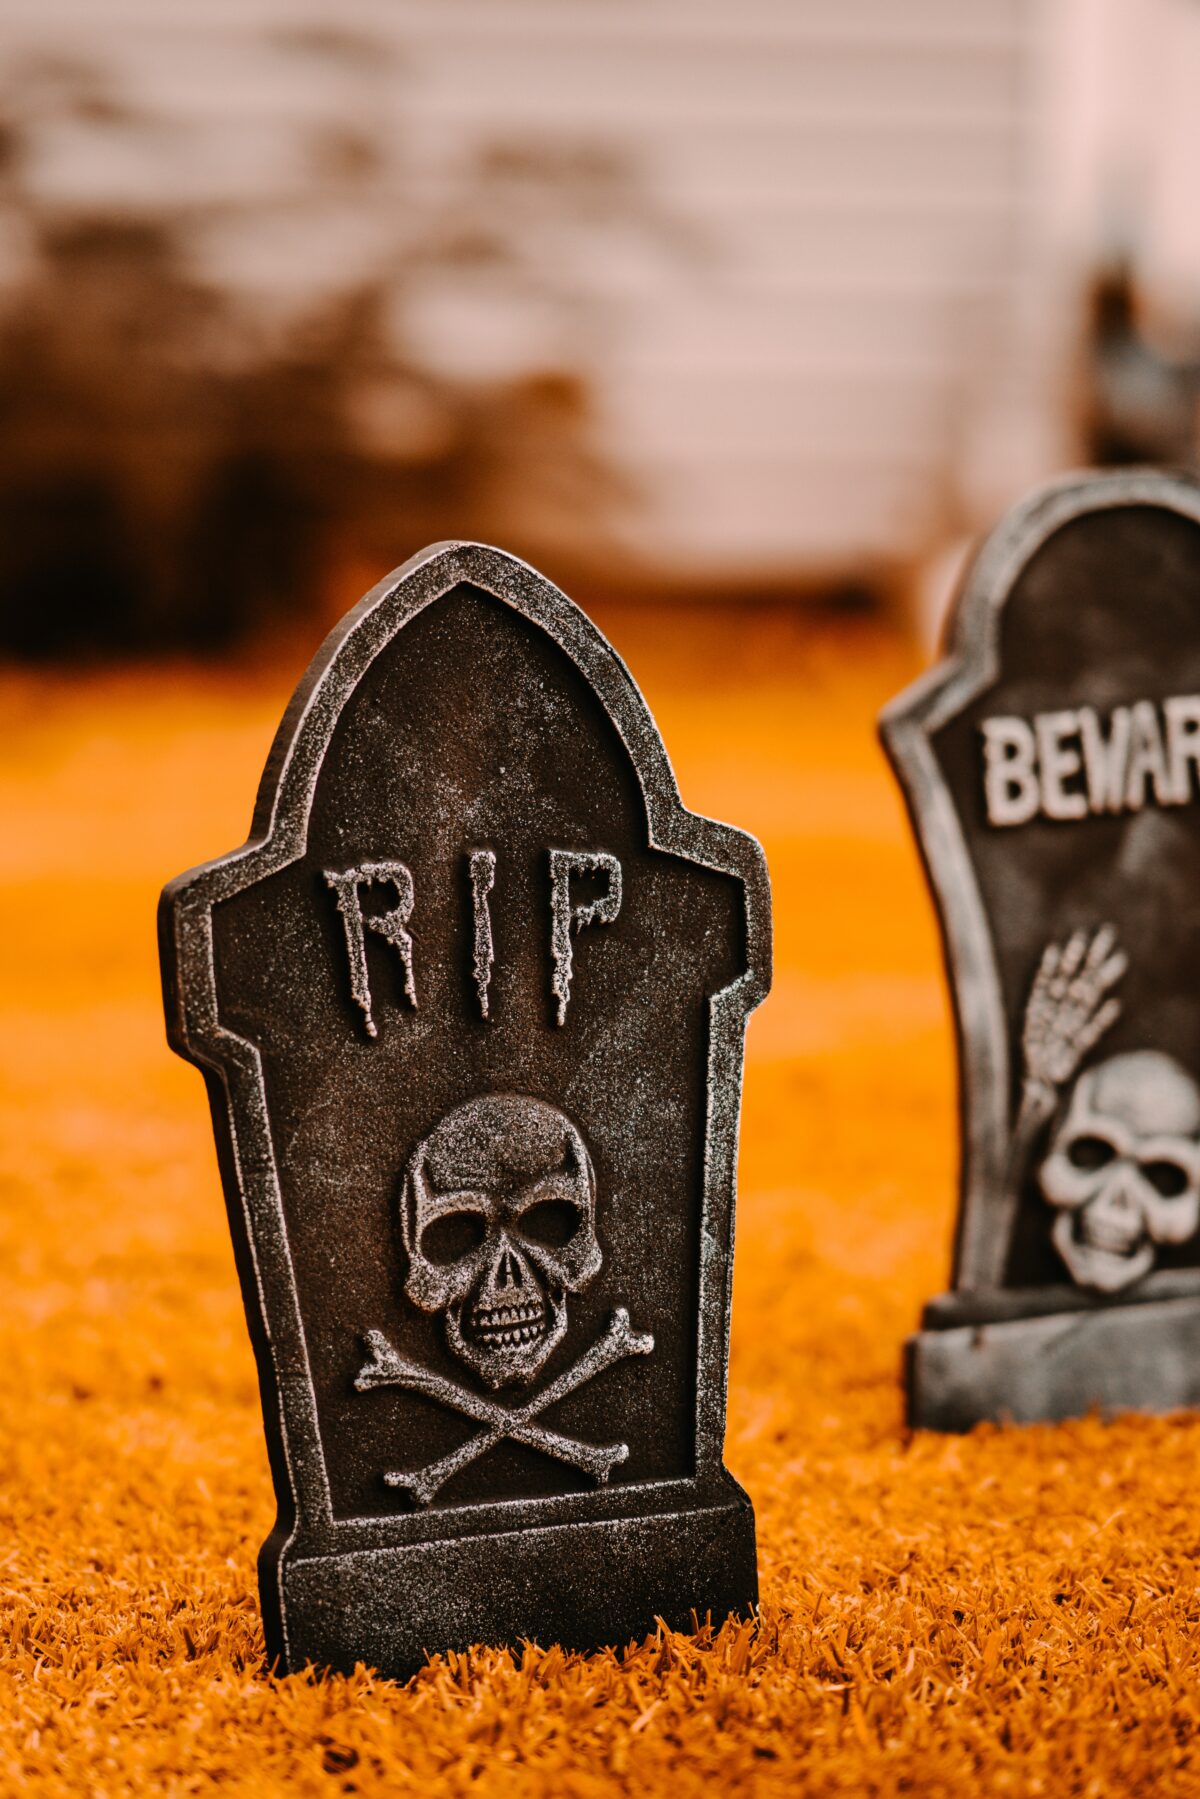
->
[882, 470, 1200, 1430]
[159, 542, 771, 1677]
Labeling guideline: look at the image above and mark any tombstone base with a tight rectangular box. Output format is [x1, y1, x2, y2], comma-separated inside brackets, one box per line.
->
[907, 1291, 1200, 1431]
[268, 1478, 757, 1679]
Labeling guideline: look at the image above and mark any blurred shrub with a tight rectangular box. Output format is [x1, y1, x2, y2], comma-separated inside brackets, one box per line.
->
[0, 49, 654, 658]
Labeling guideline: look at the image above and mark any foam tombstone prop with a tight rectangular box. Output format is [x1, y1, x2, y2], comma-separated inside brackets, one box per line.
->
[883, 470, 1200, 1429]
[159, 543, 771, 1677]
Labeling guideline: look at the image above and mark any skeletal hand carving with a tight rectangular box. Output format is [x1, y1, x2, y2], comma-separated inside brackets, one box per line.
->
[1020, 924, 1127, 1112]
[999, 925, 1128, 1250]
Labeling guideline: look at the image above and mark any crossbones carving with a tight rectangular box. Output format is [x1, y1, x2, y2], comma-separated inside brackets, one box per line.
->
[357, 1306, 654, 1506]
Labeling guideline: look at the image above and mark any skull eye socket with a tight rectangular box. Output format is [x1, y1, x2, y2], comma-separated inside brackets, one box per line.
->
[1142, 1159, 1191, 1198]
[518, 1198, 581, 1249]
[419, 1210, 488, 1266]
[1067, 1135, 1117, 1172]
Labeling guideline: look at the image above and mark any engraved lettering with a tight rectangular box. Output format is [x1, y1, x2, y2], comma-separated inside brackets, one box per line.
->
[1034, 709, 1087, 820]
[982, 692, 1200, 826]
[325, 861, 417, 1038]
[549, 849, 622, 1026]
[468, 849, 496, 1019]
[1165, 695, 1200, 804]
[1079, 704, 1131, 812]
[982, 716, 1039, 827]
[1123, 699, 1171, 810]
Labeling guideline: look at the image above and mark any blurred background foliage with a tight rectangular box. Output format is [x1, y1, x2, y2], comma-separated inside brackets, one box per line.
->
[0, 2, 1199, 657]
[0, 39, 668, 654]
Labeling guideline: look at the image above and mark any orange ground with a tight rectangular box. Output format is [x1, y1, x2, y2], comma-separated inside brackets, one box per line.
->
[3, 604, 1199, 1796]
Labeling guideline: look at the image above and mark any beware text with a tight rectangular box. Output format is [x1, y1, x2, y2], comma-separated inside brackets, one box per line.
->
[981, 695, 1200, 828]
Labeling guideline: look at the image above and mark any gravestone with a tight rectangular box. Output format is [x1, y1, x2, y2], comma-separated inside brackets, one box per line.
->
[882, 469, 1200, 1430]
[159, 542, 771, 1676]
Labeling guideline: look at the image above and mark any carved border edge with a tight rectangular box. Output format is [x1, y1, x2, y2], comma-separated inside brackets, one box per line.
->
[879, 467, 1200, 1292]
[157, 541, 773, 1660]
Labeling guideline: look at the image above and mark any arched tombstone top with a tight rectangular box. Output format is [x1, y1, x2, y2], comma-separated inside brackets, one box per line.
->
[159, 541, 771, 1677]
[882, 470, 1200, 1431]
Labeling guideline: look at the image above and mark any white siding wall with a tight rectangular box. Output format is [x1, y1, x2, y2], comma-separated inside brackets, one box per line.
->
[0, 0, 1054, 587]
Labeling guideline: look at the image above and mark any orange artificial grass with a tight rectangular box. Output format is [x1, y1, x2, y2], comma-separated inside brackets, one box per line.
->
[3, 604, 1200, 1796]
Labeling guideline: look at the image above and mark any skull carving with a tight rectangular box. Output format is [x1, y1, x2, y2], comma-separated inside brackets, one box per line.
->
[400, 1095, 602, 1388]
[1039, 1050, 1200, 1292]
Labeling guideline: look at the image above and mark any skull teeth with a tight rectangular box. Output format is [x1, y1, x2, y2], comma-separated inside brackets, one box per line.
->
[488, 1324, 543, 1347]
[471, 1301, 546, 1348]
[1080, 1213, 1143, 1256]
